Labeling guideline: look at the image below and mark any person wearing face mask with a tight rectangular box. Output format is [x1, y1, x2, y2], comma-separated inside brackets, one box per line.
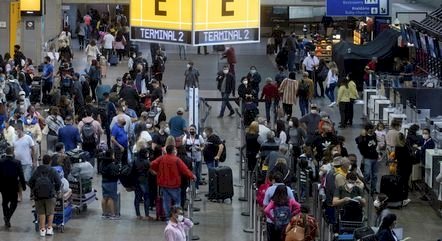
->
[183, 124, 205, 189]
[355, 124, 379, 194]
[118, 99, 138, 123]
[300, 104, 321, 144]
[111, 77, 124, 95]
[164, 206, 194, 241]
[332, 172, 366, 207]
[302, 51, 319, 81]
[373, 194, 392, 227]
[119, 79, 141, 115]
[216, 65, 235, 118]
[246, 66, 261, 100]
[152, 121, 169, 150]
[418, 128, 435, 164]
[260, 78, 279, 123]
[184, 61, 200, 112]
[153, 102, 166, 128]
[150, 80, 164, 103]
[279, 72, 298, 121]
[237, 76, 255, 105]
[41, 56, 54, 103]
[111, 115, 129, 164]
[375, 214, 399, 241]
[285, 32, 298, 72]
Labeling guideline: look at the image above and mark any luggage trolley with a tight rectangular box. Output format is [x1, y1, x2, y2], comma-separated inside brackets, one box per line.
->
[70, 177, 97, 213]
[33, 191, 73, 233]
[335, 202, 365, 241]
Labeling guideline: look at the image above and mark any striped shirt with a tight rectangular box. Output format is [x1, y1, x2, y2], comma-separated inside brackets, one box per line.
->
[279, 78, 298, 105]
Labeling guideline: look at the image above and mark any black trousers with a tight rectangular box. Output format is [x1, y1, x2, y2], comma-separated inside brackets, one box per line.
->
[282, 103, 293, 120]
[266, 222, 284, 241]
[1, 190, 18, 221]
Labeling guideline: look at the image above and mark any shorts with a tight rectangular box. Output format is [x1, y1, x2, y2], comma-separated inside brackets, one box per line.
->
[35, 198, 56, 215]
[22, 164, 33, 183]
[102, 182, 118, 201]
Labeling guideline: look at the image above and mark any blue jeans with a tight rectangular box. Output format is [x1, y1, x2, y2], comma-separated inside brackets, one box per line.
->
[299, 97, 309, 116]
[206, 161, 219, 171]
[185, 87, 190, 110]
[220, 92, 233, 116]
[134, 181, 150, 217]
[161, 187, 181, 219]
[363, 158, 379, 193]
[325, 83, 336, 102]
[264, 100, 276, 122]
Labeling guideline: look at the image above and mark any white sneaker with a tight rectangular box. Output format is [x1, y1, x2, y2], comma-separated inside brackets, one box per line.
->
[46, 227, 54, 236]
[328, 102, 336, 107]
[39, 229, 46, 237]
[402, 199, 411, 206]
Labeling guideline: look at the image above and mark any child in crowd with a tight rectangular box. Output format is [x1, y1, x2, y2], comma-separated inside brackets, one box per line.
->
[375, 122, 387, 161]
[100, 55, 108, 78]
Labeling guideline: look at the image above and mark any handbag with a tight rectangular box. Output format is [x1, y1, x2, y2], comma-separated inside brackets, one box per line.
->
[285, 214, 306, 241]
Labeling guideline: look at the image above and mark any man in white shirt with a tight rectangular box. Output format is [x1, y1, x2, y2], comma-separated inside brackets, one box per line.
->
[103, 32, 115, 61]
[302, 51, 319, 79]
[13, 122, 35, 201]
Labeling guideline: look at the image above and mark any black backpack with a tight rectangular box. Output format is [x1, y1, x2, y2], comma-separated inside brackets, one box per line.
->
[5, 82, 20, 102]
[219, 140, 227, 163]
[81, 122, 97, 145]
[297, 79, 309, 98]
[33, 171, 54, 200]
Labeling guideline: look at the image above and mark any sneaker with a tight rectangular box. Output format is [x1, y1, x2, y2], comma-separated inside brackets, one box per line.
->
[228, 111, 235, 117]
[402, 199, 411, 206]
[328, 102, 336, 107]
[109, 215, 121, 220]
[40, 229, 46, 237]
[101, 213, 110, 219]
[46, 227, 54, 236]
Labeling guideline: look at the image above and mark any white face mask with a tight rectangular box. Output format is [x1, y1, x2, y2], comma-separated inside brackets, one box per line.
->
[146, 123, 153, 129]
[243, 81, 248, 85]
[117, 81, 122, 86]
[311, 109, 318, 114]
[373, 199, 381, 208]
[177, 215, 184, 222]
[164, 127, 170, 134]
[250, 69, 256, 74]
[157, 107, 162, 112]
[187, 64, 191, 68]
[132, 54, 136, 58]
[332, 150, 339, 155]
[346, 183, 355, 189]
[27, 118, 32, 125]
[202, 132, 207, 139]
[423, 134, 430, 140]
[122, 107, 127, 112]
[288, 121, 293, 127]
[223, 69, 229, 74]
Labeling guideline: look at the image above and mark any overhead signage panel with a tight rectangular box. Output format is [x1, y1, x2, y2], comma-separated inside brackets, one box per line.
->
[326, 0, 389, 17]
[130, 0, 260, 45]
[130, 0, 193, 44]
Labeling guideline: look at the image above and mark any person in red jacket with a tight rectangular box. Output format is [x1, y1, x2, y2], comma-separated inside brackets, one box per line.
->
[260, 77, 279, 123]
[150, 145, 195, 219]
[221, 45, 237, 77]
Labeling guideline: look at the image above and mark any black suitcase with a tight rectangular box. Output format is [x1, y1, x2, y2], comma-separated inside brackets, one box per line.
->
[353, 226, 375, 240]
[380, 175, 403, 203]
[208, 166, 234, 202]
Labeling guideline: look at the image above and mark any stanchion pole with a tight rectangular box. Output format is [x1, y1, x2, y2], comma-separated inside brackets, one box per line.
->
[243, 185, 256, 233]
[239, 169, 250, 202]
[254, 205, 260, 241]
[188, 181, 200, 240]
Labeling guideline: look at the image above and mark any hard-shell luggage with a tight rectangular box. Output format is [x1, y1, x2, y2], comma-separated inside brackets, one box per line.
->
[380, 175, 404, 203]
[353, 227, 375, 240]
[109, 53, 119, 66]
[30, 76, 42, 103]
[208, 166, 234, 202]
[96, 84, 111, 103]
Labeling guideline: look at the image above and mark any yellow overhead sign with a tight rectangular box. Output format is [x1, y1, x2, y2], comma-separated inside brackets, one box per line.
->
[130, 0, 260, 45]
[20, 0, 42, 16]
[130, 0, 192, 31]
[194, 0, 260, 31]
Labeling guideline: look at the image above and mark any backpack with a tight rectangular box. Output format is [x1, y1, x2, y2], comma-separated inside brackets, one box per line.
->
[256, 182, 271, 207]
[273, 205, 292, 229]
[81, 122, 97, 145]
[33, 171, 54, 200]
[297, 79, 309, 98]
[5, 82, 20, 102]
[62, 77, 73, 89]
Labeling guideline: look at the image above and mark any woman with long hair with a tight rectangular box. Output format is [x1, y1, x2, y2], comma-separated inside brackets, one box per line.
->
[336, 74, 358, 128]
[85, 39, 101, 64]
[325, 61, 338, 107]
[275, 120, 287, 144]
[133, 148, 154, 221]
[114, 31, 126, 61]
[376, 213, 399, 241]
[264, 184, 301, 241]
[86, 59, 101, 101]
[246, 121, 260, 171]
[394, 133, 412, 206]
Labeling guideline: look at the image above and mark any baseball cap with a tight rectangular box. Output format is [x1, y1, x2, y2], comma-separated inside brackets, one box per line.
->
[177, 107, 184, 114]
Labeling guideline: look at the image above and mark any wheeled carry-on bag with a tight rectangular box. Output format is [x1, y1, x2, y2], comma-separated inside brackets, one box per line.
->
[208, 166, 234, 202]
[380, 175, 404, 207]
[109, 52, 119, 66]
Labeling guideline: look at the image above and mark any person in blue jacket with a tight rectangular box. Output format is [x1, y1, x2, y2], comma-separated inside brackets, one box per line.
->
[57, 116, 81, 151]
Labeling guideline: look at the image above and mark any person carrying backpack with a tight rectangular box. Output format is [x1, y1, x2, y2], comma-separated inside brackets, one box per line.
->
[4, 78, 22, 103]
[78, 110, 103, 164]
[297, 72, 314, 116]
[28, 155, 61, 237]
[264, 184, 301, 241]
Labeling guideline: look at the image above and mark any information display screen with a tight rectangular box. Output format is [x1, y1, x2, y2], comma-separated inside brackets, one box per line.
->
[20, 0, 42, 16]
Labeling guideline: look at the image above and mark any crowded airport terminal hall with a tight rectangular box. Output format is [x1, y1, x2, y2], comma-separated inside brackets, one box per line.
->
[0, 0, 442, 240]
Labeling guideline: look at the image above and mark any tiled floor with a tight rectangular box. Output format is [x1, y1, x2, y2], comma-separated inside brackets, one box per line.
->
[0, 37, 441, 240]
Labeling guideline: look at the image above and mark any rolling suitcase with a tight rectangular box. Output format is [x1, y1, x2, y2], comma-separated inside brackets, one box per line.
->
[208, 166, 234, 202]
[380, 175, 404, 204]
[156, 195, 165, 221]
[109, 52, 119, 66]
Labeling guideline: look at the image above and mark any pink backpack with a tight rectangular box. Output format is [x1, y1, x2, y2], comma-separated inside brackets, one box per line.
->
[256, 181, 271, 207]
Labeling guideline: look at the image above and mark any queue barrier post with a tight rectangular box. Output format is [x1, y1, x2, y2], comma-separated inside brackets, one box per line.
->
[243, 184, 256, 233]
